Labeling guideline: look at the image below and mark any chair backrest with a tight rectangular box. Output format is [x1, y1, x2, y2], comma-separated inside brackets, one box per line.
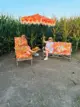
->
[53, 42, 72, 55]
[14, 37, 32, 59]
[14, 37, 27, 48]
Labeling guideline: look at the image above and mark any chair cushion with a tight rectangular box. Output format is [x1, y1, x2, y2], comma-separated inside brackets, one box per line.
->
[14, 37, 32, 59]
[53, 42, 72, 55]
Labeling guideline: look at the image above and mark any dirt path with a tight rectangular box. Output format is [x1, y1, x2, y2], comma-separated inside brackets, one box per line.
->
[0, 52, 80, 107]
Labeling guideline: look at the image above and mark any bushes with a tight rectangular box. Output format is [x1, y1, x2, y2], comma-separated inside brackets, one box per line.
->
[53, 17, 80, 52]
[0, 15, 21, 55]
[0, 16, 48, 55]
[0, 15, 80, 56]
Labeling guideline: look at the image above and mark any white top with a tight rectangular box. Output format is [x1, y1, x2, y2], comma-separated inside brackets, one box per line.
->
[46, 41, 54, 53]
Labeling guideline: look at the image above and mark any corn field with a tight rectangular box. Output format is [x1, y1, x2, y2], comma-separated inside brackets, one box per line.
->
[0, 15, 80, 56]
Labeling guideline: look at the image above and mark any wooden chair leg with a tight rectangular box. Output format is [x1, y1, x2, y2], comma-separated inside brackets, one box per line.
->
[69, 55, 71, 61]
[16, 61, 18, 66]
[31, 59, 33, 66]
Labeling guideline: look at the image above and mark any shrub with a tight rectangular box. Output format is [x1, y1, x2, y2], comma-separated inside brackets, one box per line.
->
[0, 15, 21, 55]
[0, 15, 80, 56]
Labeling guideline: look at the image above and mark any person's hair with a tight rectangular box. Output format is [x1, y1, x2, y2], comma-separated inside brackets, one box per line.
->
[21, 34, 28, 39]
[21, 34, 26, 37]
[48, 37, 53, 41]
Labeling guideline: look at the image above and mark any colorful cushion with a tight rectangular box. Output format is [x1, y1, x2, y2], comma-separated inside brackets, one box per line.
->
[53, 42, 72, 55]
[14, 37, 32, 59]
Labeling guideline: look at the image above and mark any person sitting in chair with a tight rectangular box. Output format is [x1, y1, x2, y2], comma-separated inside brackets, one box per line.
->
[43, 36, 54, 60]
[21, 34, 36, 56]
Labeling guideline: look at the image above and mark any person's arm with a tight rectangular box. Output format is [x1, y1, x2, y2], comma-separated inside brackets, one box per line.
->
[43, 36, 47, 44]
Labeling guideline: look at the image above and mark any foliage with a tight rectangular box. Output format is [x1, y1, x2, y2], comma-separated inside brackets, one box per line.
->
[0, 15, 21, 55]
[0, 15, 80, 55]
[54, 17, 80, 52]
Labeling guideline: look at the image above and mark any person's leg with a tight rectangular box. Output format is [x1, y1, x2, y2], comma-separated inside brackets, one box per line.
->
[44, 48, 49, 60]
[45, 50, 49, 57]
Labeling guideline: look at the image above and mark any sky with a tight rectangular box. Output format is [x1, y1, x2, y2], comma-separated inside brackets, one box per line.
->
[0, 0, 80, 19]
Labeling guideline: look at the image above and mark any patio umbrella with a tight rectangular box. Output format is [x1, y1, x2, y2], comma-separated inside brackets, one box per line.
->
[20, 14, 56, 26]
[20, 14, 56, 58]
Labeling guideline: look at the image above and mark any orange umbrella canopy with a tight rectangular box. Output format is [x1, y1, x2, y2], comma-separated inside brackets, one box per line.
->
[20, 14, 56, 26]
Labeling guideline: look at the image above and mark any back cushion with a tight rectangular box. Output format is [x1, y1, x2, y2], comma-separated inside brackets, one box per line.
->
[14, 37, 27, 47]
[53, 42, 72, 55]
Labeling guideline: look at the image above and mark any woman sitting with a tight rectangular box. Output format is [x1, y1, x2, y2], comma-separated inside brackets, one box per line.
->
[21, 34, 36, 56]
[43, 36, 54, 60]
